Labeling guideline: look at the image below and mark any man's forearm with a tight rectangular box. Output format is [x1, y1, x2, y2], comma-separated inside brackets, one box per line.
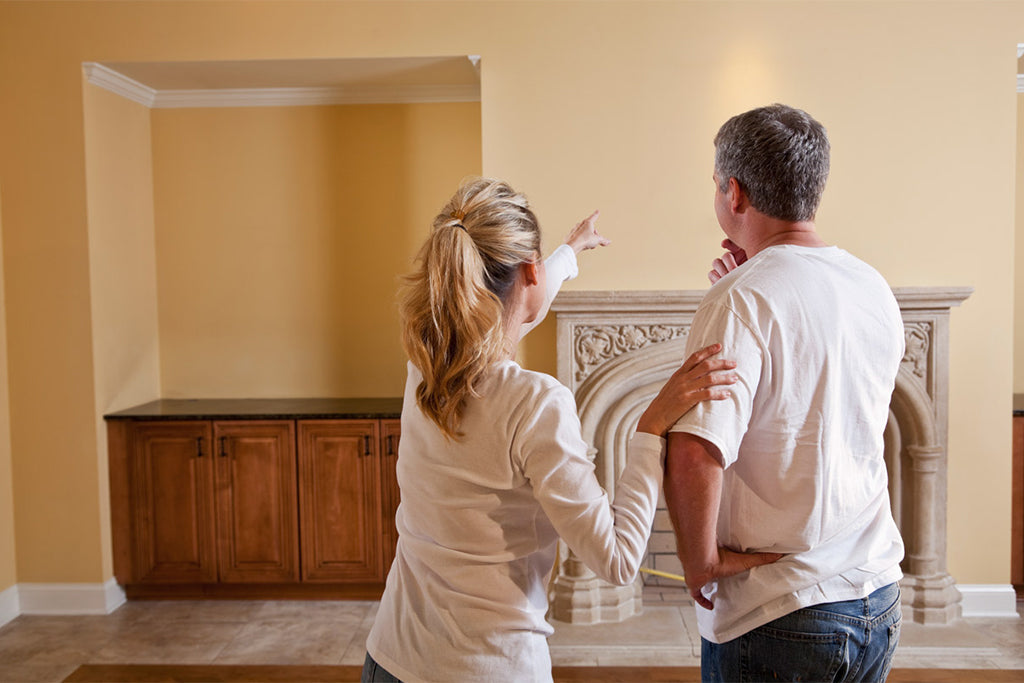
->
[664, 432, 725, 588]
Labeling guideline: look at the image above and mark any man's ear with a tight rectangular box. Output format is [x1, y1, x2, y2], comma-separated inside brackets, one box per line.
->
[727, 177, 749, 214]
[521, 260, 540, 287]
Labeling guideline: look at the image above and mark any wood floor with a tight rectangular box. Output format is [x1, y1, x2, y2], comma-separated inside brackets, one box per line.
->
[63, 664, 1024, 682]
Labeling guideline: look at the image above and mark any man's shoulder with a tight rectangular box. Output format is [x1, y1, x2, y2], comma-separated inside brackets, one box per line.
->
[699, 245, 897, 327]
[713, 245, 890, 294]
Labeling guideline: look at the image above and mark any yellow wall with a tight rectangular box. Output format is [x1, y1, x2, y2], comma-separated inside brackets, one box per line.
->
[152, 103, 481, 398]
[83, 83, 163, 578]
[0, 0, 1019, 586]
[0, 189, 15, 593]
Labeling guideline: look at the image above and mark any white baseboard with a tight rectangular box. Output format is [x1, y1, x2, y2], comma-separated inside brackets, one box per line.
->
[0, 584, 18, 627]
[17, 578, 125, 615]
[958, 584, 1019, 618]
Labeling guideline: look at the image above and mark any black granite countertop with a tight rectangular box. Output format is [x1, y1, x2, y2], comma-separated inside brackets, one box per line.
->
[105, 398, 403, 421]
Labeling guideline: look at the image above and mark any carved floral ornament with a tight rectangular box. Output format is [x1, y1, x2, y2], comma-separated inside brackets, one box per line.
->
[901, 322, 932, 382]
[572, 322, 932, 385]
[574, 324, 688, 383]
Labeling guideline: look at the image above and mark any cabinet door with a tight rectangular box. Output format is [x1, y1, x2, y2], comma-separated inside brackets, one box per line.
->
[130, 421, 216, 583]
[214, 421, 299, 583]
[298, 420, 383, 582]
[380, 419, 402, 572]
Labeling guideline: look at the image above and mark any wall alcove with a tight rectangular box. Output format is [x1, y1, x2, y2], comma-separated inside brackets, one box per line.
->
[81, 55, 483, 406]
[80, 57, 484, 608]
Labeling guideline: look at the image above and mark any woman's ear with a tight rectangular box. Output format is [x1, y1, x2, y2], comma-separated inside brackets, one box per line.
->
[520, 260, 540, 287]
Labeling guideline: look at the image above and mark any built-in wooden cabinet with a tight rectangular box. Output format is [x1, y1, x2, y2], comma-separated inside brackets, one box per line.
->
[298, 420, 383, 582]
[213, 421, 298, 583]
[128, 421, 217, 584]
[106, 399, 401, 599]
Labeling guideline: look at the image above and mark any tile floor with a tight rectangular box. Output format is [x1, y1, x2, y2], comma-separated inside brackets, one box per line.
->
[0, 585, 1021, 683]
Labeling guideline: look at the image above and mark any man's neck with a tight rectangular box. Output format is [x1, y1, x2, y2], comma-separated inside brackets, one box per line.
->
[744, 219, 825, 258]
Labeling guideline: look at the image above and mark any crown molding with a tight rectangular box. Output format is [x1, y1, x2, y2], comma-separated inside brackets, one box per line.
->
[83, 62, 480, 108]
[1018, 74, 1024, 94]
[83, 62, 158, 107]
[152, 83, 480, 108]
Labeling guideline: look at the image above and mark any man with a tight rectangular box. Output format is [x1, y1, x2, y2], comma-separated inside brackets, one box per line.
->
[665, 104, 905, 682]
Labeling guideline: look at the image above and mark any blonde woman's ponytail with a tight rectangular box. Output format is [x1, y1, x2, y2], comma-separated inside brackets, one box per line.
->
[400, 178, 541, 439]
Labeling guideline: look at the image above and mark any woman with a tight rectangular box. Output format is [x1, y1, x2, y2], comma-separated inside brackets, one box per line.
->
[364, 178, 738, 682]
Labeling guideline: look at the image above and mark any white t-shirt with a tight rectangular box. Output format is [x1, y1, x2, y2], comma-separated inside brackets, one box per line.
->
[670, 244, 905, 644]
[366, 245, 665, 682]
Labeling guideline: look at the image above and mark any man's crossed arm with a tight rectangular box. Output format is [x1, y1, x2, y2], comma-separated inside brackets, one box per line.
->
[664, 432, 783, 609]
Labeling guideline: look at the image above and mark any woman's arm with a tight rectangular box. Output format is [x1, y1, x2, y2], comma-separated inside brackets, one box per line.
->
[518, 211, 610, 340]
[517, 345, 736, 585]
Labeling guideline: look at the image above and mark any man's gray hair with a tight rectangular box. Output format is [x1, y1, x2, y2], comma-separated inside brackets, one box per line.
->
[714, 104, 830, 223]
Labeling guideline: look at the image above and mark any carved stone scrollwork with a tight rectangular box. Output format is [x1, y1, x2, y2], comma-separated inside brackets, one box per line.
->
[902, 322, 932, 385]
[574, 324, 688, 384]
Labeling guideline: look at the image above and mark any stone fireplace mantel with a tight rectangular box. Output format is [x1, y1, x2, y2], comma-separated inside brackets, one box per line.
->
[548, 287, 972, 626]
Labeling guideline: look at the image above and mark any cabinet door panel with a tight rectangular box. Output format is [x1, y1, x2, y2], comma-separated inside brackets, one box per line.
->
[381, 419, 402, 573]
[131, 422, 216, 583]
[214, 421, 299, 583]
[298, 420, 382, 582]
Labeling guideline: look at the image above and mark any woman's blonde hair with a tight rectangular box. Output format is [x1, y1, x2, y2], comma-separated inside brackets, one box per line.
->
[400, 178, 541, 439]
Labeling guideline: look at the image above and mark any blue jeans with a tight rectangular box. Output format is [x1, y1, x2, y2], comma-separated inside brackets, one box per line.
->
[362, 652, 403, 682]
[701, 582, 902, 683]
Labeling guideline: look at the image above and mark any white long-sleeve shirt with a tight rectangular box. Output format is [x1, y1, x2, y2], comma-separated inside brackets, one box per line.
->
[366, 245, 665, 682]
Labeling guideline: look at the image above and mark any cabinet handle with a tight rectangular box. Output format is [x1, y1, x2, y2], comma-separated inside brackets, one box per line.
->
[363, 434, 371, 456]
[220, 436, 228, 458]
[196, 437, 204, 458]
[386, 434, 394, 456]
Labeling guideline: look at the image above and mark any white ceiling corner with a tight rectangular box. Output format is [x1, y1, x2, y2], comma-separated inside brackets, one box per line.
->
[83, 62, 158, 107]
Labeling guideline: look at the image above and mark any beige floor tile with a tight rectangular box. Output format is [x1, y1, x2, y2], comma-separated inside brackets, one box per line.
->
[89, 620, 242, 664]
[549, 650, 601, 666]
[967, 615, 1024, 651]
[994, 656, 1024, 670]
[594, 649, 700, 667]
[113, 599, 263, 623]
[891, 653, 1004, 669]
[0, 615, 126, 666]
[549, 605, 698, 666]
[900, 619, 1003, 660]
[338, 604, 380, 666]
[549, 606, 689, 649]
[677, 604, 701, 654]
[0, 597, 1020, 675]
[252, 600, 375, 623]
[214, 620, 355, 665]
